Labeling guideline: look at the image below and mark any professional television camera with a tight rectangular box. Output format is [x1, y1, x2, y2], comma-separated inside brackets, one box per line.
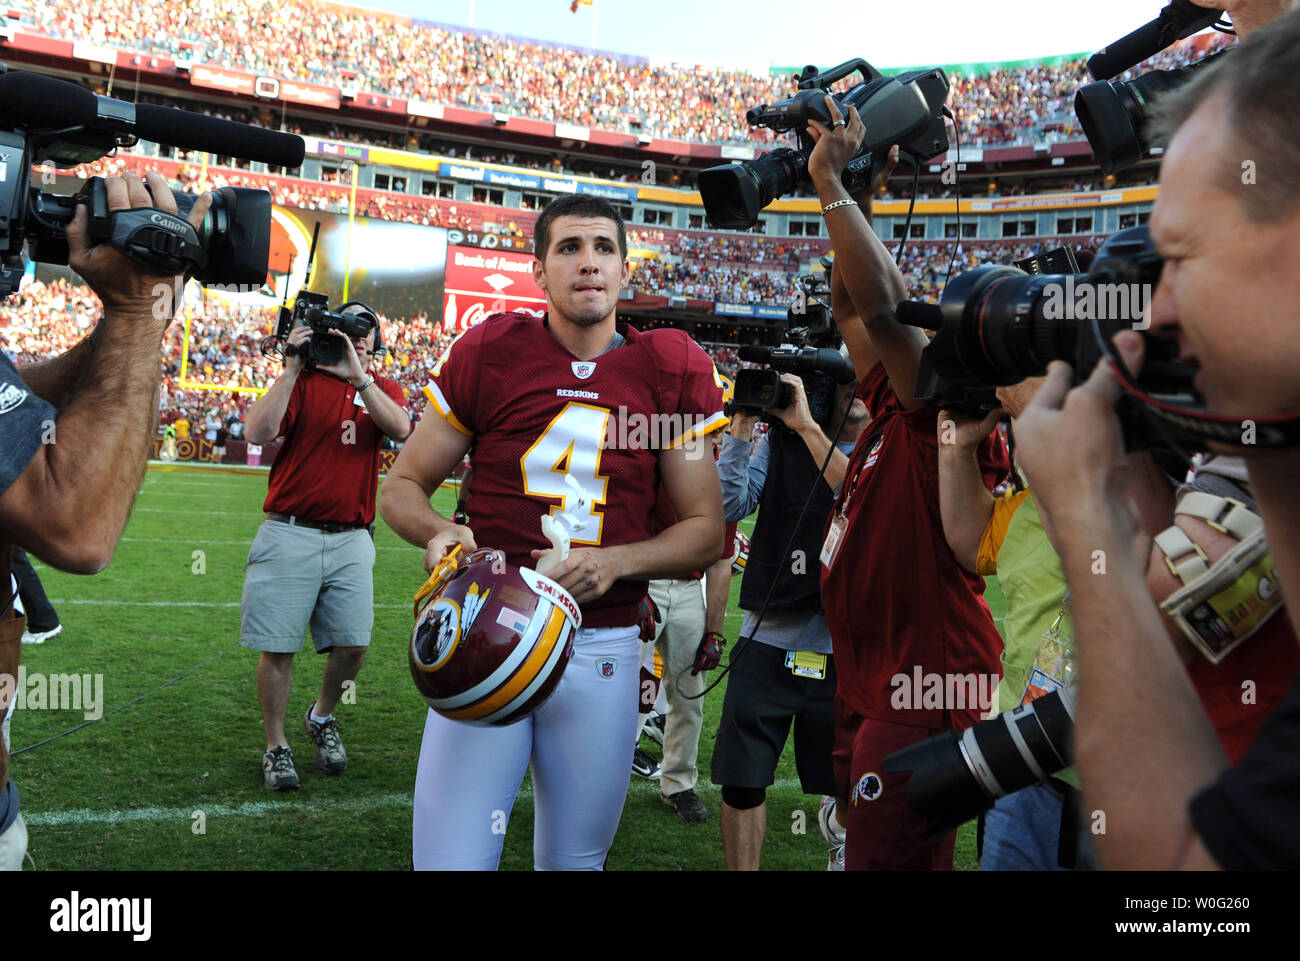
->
[698, 59, 950, 230]
[1075, 1, 1231, 173]
[729, 271, 855, 423]
[274, 292, 381, 370]
[0, 68, 304, 297]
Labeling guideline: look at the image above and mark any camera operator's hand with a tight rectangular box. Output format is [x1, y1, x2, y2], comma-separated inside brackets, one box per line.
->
[424, 524, 478, 574]
[1015, 331, 1145, 544]
[937, 407, 1004, 455]
[728, 409, 759, 441]
[315, 329, 368, 384]
[766, 373, 818, 436]
[867, 144, 900, 195]
[1190, 0, 1288, 38]
[67, 172, 213, 319]
[807, 96, 866, 186]
[283, 324, 312, 373]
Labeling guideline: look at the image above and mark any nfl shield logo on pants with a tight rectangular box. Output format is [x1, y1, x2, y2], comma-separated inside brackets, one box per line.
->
[597, 658, 617, 678]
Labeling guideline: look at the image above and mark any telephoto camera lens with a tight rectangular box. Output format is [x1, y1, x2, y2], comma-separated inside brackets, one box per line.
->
[883, 688, 1076, 835]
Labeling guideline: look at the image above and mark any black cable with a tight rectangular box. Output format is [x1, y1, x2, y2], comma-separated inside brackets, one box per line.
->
[679, 393, 854, 702]
[10, 644, 241, 756]
[894, 164, 922, 267]
[943, 105, 963, 291]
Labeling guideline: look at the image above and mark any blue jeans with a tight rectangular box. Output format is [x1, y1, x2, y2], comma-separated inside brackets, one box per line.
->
[981, 780, 1099, 871]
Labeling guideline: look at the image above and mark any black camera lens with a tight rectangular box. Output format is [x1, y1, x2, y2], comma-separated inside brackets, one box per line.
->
[1075, 54, 1224, 175]
[698, 148, 806, 230]
[884, 688, 1076, 834]
[177, 186, 273, 288]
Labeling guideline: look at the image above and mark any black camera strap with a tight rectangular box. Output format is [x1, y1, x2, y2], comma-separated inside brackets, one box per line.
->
[105, 208, 207, 276]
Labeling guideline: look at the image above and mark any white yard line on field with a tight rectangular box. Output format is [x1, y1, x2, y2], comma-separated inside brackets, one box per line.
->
[22, 778, 806, 827]
[48, 599, 413, 610]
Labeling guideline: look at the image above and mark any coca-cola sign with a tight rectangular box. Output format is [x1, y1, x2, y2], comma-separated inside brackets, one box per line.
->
[442, 246, 545, 332]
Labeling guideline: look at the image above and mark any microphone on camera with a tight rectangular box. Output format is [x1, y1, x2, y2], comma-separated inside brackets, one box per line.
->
[0, 70, 306, 168]
[1086, 0, 1224, 81]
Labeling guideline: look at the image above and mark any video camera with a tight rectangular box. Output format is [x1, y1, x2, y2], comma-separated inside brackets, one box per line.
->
[0, 68, 304, 298]
[275, 293, 380, 370]
[698, 59, 950, 230]
[1075, 1, 1230, 173]
[730, 269, 855, 424]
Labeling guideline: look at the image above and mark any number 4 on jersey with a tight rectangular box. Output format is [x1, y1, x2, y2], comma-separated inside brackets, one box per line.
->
[520, 403, 610, 544]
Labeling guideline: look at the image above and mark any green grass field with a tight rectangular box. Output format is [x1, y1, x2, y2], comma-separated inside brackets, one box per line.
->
[9, 464, 1004, 871]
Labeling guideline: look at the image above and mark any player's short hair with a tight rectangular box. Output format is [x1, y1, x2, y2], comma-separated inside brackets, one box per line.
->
[533, 193, 628, 261]
[1148, 7, 1300, 222]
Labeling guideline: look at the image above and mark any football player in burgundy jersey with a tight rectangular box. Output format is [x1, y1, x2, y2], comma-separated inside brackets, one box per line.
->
[381, 193, 726, 870]
[807, 101, 1009, 870]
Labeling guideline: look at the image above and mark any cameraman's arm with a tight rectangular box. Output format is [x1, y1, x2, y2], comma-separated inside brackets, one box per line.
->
[357, 380, 410, 442]
[718, 413, 765, 523]
[808, 99, 928, 410]
[1016, 343, 1226, 870]
[937, 408, 1003, 573]
[830, 261, 879, 383]
[316, 330, 410, 442]
[16, 328, 104, 411]
[244, 325, 309, 445]
[0, 174, 212, 573]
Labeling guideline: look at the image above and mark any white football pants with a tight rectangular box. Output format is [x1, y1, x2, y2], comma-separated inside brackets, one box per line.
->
[413, 625, 641, 870]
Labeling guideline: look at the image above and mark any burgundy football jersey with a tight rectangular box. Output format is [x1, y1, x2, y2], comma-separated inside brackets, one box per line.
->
[820, 362, 1010, 731]
[426, 312, 726, 627]
[264, 370, 406, 524]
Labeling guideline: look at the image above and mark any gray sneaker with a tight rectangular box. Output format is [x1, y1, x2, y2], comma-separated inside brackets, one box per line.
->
[818, 796, 845, 871]
[304, 705, 347, 772]
[263, 745, 300, 791]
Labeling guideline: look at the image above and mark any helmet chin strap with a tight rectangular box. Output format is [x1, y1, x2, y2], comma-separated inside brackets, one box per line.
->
[536, 474, 589, 577]
[1098, 320, 1300, 450]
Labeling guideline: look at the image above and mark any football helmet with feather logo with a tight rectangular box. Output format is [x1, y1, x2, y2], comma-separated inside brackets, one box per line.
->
[410, 546, 581, 725]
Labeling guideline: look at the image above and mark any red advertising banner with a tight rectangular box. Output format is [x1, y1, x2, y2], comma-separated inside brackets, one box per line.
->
[442, 246, 545, 332]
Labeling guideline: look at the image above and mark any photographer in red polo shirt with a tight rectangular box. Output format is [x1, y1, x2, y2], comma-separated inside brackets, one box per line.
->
[808, 106, 1008, 869]
[241, 306, 409, 792]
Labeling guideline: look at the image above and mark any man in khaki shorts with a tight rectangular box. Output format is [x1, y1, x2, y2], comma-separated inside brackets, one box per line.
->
[240, 304, 409, 790]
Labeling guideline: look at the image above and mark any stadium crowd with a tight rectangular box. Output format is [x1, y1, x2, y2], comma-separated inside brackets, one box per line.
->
[15, 0, 1226, 147]
[1, 234, 1089, 437]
